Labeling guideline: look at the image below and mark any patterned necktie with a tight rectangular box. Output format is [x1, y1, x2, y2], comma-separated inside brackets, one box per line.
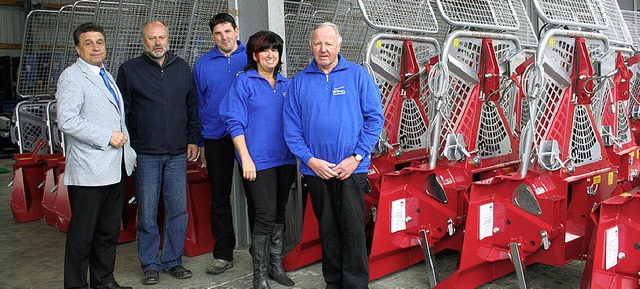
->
[99, 67, 120, 109]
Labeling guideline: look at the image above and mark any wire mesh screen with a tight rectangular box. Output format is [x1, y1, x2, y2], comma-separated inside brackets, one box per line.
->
[365, 35, 438, 152]
[20, 0, 228, 97]
[534, 37, 573, 150]
[333, 1, 372, 65]
[12, 101, 51, 153]
[478, 102, 512, 157]
[284, 0, 336, 75]
[533, 0, 607, 29]
[16, 10, 60, 98]
[183, 0, 228, 67]
[151, 0, 197, 64]
[95, 1, 139, 74]
[15, 0, 229, 151]
[46, 100, 64, 153]
[569, 105, 601, 166]
[509, 0, 538, 49]
[60, 1, 101, 73]
[357, 0, 438, 34]
[621, 10, 640, 50]
[283, 0, 372, 76]
[617, 101, 632, 145]
[429, 0, 451, 46]
[438, 38, 483, 153]
[492, 40, 519, 65]
[590, 83, 607, 126]
[587, 0, 610, 29]
[435, 0, 519, 31]
[498, 73, 525, 135]
[48, 6, 73, 95]
[597, 0, 632, 48]
[585, 38, 608, 61]
[105, 1, 152, 78]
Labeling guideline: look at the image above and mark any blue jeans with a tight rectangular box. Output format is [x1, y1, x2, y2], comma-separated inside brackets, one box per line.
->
[134, 153, 188, 271]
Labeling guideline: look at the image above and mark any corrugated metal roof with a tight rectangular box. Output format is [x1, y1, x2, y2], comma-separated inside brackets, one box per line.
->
[0, 6, 25, 44]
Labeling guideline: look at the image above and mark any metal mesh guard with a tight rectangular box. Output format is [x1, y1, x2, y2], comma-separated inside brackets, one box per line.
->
[617, 101, 631, 145]
[357, 0, 438, 33]
[509, 0, 538, 49]
[621, 10, 640, 50]
[570, 105, 601, 167]
[435, 0, 519, 31]
[533, 0, 607, 29]
[15, 102, 49, 153]
[599, 0, 633, 47]
[478, 103, 511, 158]
[17, 10, 59, 98]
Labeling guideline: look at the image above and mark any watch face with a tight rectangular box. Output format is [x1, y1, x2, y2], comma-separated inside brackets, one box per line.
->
[354, 154, 363, 161]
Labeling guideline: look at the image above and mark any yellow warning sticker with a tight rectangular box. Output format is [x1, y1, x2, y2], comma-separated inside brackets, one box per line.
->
[549, 38, 554, 47]
[376, 40, 382, 49]
[593, 175, 601, 185]
[608, 172, 614, 185]
[453, 39, 459, 47]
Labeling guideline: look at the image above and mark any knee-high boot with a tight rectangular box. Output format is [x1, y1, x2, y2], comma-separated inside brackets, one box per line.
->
[268, 224, 295, 286]
[252, 234, 271, 289]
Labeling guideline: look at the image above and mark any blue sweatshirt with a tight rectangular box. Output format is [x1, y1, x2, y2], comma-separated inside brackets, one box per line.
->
[283, 55, 384, 176]
[220, 69, 296, 171]
[193, 41, 247, 140]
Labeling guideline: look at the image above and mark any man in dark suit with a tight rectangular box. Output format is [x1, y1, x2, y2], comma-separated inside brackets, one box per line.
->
[56, 22, 136, 289]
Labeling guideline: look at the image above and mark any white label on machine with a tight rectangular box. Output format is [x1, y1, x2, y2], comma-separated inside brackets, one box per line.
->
[479, 202, 494, 240]
[390, 198, 406, 233]
[605, 226, 619, 270]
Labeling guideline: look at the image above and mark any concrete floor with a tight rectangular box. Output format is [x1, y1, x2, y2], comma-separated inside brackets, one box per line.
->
[0, 158, 586, 289]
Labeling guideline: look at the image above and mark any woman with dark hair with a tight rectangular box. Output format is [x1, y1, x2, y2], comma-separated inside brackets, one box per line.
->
[219, 30, 296, 289]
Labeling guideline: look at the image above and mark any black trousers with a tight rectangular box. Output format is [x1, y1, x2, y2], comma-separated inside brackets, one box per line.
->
[204, 136, 236, 261]
[243, 165, 296, 235]
[64, 171, 126, 289]
[305, 174, 370, 289]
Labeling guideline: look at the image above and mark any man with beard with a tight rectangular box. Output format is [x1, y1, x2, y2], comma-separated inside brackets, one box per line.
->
[116, 20, 200, 285]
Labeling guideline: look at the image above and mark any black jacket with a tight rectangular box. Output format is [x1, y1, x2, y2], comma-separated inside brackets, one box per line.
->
[117, 51, 200, 155]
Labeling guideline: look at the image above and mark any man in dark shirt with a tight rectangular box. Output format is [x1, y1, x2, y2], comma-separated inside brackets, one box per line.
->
[116, 20, 200, 285]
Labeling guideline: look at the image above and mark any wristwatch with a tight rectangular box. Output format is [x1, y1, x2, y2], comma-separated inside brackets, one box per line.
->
[352, 153, 363, 162]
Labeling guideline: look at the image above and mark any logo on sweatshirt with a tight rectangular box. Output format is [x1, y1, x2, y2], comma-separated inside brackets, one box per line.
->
[332, 86, 346, 96]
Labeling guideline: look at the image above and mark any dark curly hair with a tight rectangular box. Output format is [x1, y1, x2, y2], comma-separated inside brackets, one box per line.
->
[244, 30, 284, 76]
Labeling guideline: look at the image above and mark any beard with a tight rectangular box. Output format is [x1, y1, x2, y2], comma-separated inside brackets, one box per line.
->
[144, 45, 168, 59]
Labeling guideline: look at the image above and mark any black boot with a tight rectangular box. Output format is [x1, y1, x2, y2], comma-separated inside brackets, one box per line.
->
[268, 224, 295, 286]
[252, 234, 271, 289]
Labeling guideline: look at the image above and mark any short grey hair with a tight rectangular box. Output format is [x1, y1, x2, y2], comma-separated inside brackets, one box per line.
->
[309, 22, 342, 45]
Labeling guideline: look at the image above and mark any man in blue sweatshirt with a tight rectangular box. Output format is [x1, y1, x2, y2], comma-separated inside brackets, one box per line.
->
[283, 22, 384, 289]
[193, 12, 247, 275]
